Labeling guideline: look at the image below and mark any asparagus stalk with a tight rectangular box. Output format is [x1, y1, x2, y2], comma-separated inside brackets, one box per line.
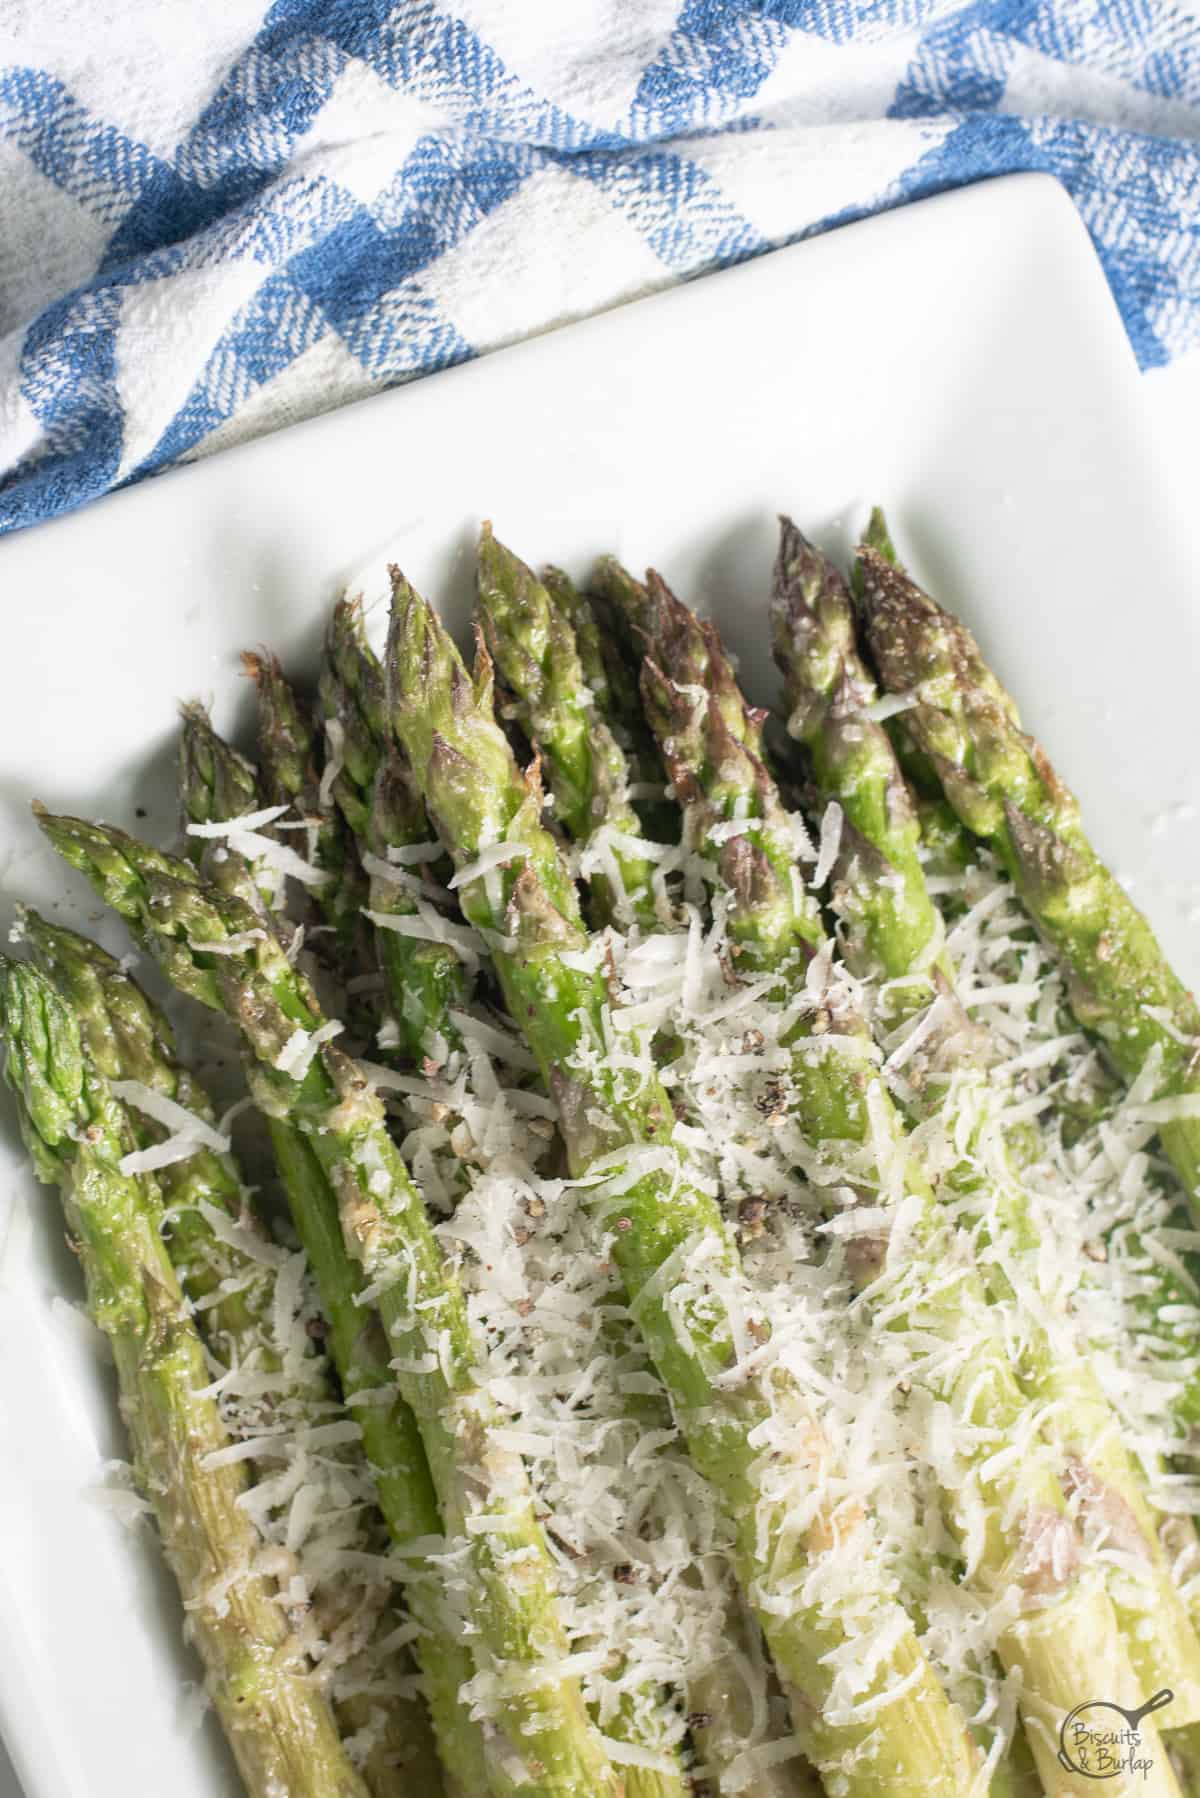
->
[569, 564, 669, 787]
[770, 520, 942, 999]
[477, 528, 662, 930]
[480, 545, 892, 1797]
[179, 702, 283, 911]
[0, 957, 371, 1798]
[176, 717, 568, 1797]
[243, 650, 372, 965]
[19, 910, 447, 1795]
[261, 1120, 485, 1798]
[176, 714, 484, 1791]
[237, 660, 385, 1066]
[849, 518, 977, 882]
[540, 567, 620, 725]
[622, 568, 1181, 1795]
[855, 543, 1200, 1217]
[35, 806, 622, 1798]
[586, 567, 1037, 1798]
[322, 587, 691, 1796]
[318, 599, 470, 1065]
[573, 561, 680, 849]
[384, 568, 985, 1797]
[479, 531, 779, 1796]
[19, 909, 297, 1352]
[770, 519, 1200, 1721]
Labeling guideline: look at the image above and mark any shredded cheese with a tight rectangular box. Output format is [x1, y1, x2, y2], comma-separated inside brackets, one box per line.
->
[319, 716, 345, 810]
[812, 801, 844, 891]
[186, 805, 330, 887]
[273, 1020, 344, 1080]
[113, 1079, 231, 1153]
[365, 903, 484, 971]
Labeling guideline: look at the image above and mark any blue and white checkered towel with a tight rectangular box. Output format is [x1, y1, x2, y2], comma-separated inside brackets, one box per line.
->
[2, 1, 1197, 535]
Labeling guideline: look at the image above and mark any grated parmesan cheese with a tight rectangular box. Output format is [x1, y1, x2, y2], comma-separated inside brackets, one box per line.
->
[449, 840, 529, 890]
[385, 840, 443, 866]
[319, 716, 345, 810]
[811, 801, 844, 891]
[365, 903, 484, 972]
[273, 1020, 344, 1080]
[113, 1079, 231, 1153]
[186, 806, 330, 888]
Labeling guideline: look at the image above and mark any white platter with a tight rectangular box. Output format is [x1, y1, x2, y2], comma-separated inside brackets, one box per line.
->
[0, 172, 1196, 1798]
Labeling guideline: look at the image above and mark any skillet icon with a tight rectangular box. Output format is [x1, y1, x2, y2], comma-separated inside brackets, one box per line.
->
[1058, 1688, 1174, 1777]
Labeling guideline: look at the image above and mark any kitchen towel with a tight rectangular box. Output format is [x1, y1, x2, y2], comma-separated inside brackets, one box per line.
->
[1, 0, 1197, 534]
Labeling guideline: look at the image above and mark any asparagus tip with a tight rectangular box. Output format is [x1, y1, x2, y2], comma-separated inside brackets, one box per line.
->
[326, 593, 365, 660]
[178, 697, 214, 729]
[240, 646, 278, 688]
[862, 505, 898, 564]
[776, 511, 811, 551]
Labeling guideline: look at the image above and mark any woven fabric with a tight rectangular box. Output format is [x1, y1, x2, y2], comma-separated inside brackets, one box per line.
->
[2, 0, 1197, 533]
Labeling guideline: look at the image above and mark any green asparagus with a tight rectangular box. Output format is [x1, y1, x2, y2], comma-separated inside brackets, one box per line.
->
[771, 519, 942, 998]
[19, 909, 447, 1796]
[848, 516, 978, 876]
[479, 530, 781, 1796]
[262, 624, 693, 1798]
[855, 544, 1200, 1217]
[21, 507, 1200, 1797]
[318, 598, 470, 1065]
[243, 649, 372, 965]
[175, 715, 558, 1797]
[624, 567, 1180, 1794]
[573, 562, 670, 795]
[179, 701, 283, 910]
[35, 806, 622, 1798]
[477, 527, 663, 929]
[0, 957, 371, 1798]
[770, 518, 1200, 1723]
[178, 710, 484, 1791]
[481, 544, 891, 1797]
[384, 567, 986, 1797]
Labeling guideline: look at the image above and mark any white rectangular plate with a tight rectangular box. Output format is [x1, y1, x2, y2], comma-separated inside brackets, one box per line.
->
[0, 172, 1196, 1798]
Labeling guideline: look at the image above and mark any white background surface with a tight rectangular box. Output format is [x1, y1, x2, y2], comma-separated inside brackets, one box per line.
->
[0, 178, 1197, 1798]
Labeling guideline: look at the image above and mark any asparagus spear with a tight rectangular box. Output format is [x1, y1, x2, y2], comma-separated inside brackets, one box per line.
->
[176, 715, 484, 1791]
[541, 567, 619, 724]
[0, 957, 371, 1798]
[568, 565, 667, 781]
[35, 805, 622, 1798]
[20, 911, 276, 1336]
[318, 599, 470, 1065]
[848, 516, 977, 884]
[480, 531, 787, 1795]
[477, 528, 663, 930]
[179, 702, 283, 911]
[480, 546, 898, 1797]
[316, 594, 690, 1789]
[623, 568, 1181, 1795]
[384, 568, 985, 1797]
[770, 520, 941, 997]
[853, 513, 1200, 1519]
[584, 568, 1037, 1798]
[176, 717, 579, 1797]
[567, 560, 682, 849]
[243, 650, 372, 966]
[19, 910, 447, 1795]
[770, 519, 1200, 1721]
[855, 543, 1200, 1216]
